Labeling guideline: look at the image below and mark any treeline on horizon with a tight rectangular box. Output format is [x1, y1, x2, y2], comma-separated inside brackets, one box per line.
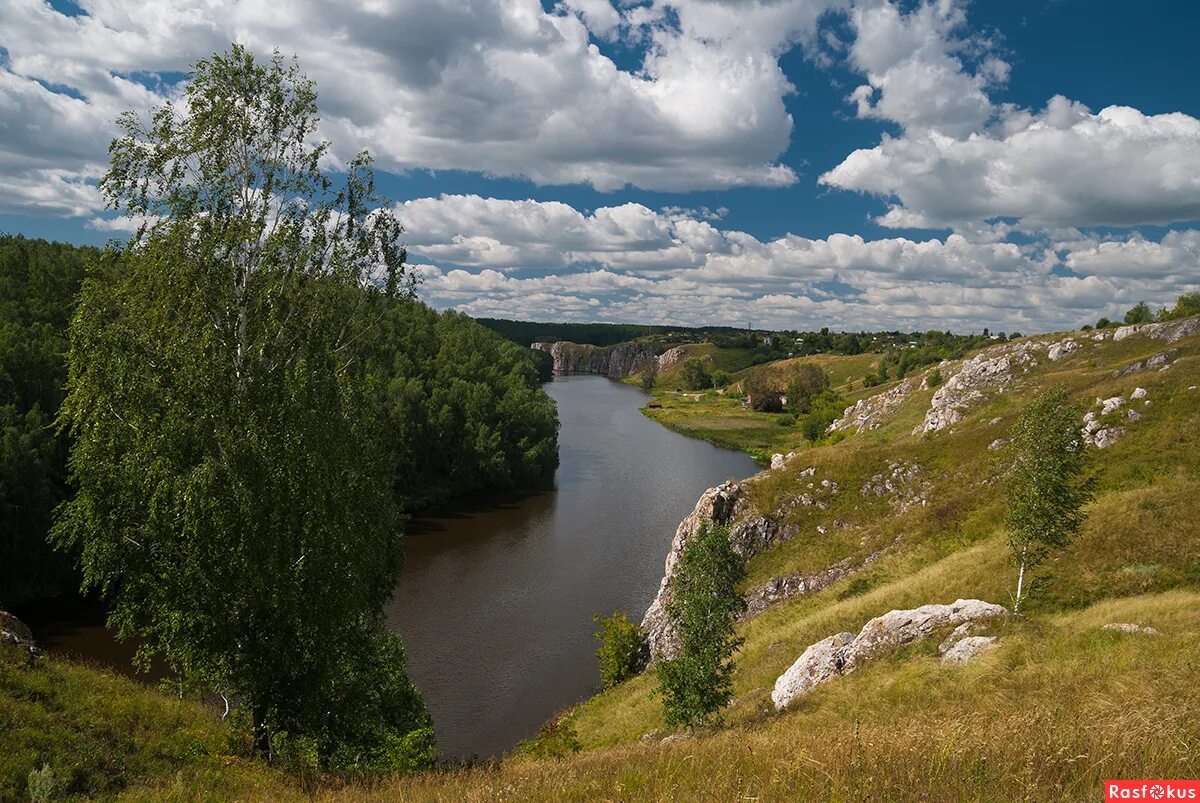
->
[0, 233, 559, 609]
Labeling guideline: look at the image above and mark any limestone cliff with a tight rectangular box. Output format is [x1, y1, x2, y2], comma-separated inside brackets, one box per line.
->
[531, 340, 657, 379]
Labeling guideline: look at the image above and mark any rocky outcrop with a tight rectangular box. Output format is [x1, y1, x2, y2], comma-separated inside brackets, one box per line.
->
[642, 480, 798, 660]
[741, 544, 890, 620]
[915, 344, 1039, 434]
[531, 340, 657, 379]
[771, 599, 1007, 709]
[656, 346, 689, 372]
[1047, 339, 1081, 361]
[1, 611, 39, 659]
[1113, 315, 1200, 344]
[830, 379, 915, 433]
[1113, 349, 1179, 377]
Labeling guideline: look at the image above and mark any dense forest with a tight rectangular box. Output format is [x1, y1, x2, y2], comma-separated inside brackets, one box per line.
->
[0, 236, 94, 606]
[0, 234, 559, 609]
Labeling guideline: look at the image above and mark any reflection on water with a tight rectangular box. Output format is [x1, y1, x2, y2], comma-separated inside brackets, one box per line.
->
[388, 374, 756, 759]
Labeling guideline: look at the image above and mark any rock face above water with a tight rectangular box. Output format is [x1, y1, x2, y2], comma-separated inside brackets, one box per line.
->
[1, 611, 39, 659]
[641, 480, 797, 661]
[531, 340, 657, 379]
[771, 599, 1007, 709]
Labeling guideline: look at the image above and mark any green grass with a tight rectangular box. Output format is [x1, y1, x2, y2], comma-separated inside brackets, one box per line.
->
[0, 648, 284, 801]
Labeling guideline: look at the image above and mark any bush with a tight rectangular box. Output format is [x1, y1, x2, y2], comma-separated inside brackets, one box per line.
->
[593, 612, 646, 690]
[515, 715, 581, 760]
[778, 414, 796, 427]
[743, 370, 783, 412]
[787, 364, 831, 415]
[1124, 301, 1154, 325]
[1095, 317, 1113, 329]
[800, 388, 845, 442]
[640, 360, 658, 390]
[926, 368, 943, 387]
[1159, 292, 1200, 321]
[709, 369, 730, 388]
[680, 358, 711, 391]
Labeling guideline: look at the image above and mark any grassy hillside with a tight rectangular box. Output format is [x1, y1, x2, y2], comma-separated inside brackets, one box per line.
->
[4, 319, 1198, 800]
[641, 345, 884, 459]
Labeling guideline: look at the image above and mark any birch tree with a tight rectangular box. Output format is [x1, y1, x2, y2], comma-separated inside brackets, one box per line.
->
[53, 46, 433, 770]
[1005, 387, 1092, 612]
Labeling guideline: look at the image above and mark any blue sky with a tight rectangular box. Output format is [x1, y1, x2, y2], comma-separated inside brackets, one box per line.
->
[2, 0, 1198, 332]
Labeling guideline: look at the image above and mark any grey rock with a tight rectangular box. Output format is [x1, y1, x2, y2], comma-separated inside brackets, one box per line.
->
[532, 340, 656, 379]
[642, 481, 796, 661]
[1047, 339, 1080, 361]
[829, 378, 915, 433]
[940, 636, 999, 664]
[1113, 315, 1200, 344]
[772, 599, 1008, 709]
[1102, 622, 1159, 635]
[1113, 349, 1179, 377]
[1131, 387, 1148, 400]
[0, 611, 39, 658]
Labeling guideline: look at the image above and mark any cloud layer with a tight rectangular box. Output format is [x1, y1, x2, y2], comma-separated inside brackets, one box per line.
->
[405, 195, 1200, 333]
[822, 1, 1200, 232]
[1, 0, 1197, 332]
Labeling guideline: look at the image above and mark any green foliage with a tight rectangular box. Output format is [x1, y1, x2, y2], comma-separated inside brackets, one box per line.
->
[1159, 292, 1200, 322]
[515, 715, 582, 760]
[926, 368, 943, 387]
[1005, 387, 1093, 610]
[27, 763, 61, 802]
[680, 357, 712, 391]
[593, 612, 646, 690]
[52, 46, 431, 770]
[800, 388, 845, 442]
[777, 414, 796, 427]
[786, 363, 831, 415]
[709, 369, 730, 388]
[742, 370, 782, 412]
[640, 360, 658, 390]
[655, 523, 746, 731]
[1124, 301, 1155, 325]
[0, 235, 94, 606]
[374, 303, 559, 511]
[1096, 317, 1114, 329]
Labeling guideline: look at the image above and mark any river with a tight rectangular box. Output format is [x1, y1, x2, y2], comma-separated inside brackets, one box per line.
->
[23, 374, 757, 761]
[389, 375, 756, 759]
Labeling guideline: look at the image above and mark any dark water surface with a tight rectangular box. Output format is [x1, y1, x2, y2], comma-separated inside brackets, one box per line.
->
[388, 375, 756, 759]
[23, 374, 756, 761]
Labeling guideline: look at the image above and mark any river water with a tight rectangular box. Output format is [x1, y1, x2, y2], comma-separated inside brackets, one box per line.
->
[387, 374, 756, 759]
[23, 374, 756, 761]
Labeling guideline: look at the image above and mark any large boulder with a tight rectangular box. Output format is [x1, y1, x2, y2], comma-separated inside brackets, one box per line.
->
[1, 611, 39, 659]
[771, 599, 1007, 709]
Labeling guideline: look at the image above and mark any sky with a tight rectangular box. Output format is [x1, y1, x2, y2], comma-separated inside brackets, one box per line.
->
[2, 0, 1199, 334]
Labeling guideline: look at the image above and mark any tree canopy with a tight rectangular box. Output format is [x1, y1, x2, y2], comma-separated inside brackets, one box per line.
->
[52, 46, 432, 769]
